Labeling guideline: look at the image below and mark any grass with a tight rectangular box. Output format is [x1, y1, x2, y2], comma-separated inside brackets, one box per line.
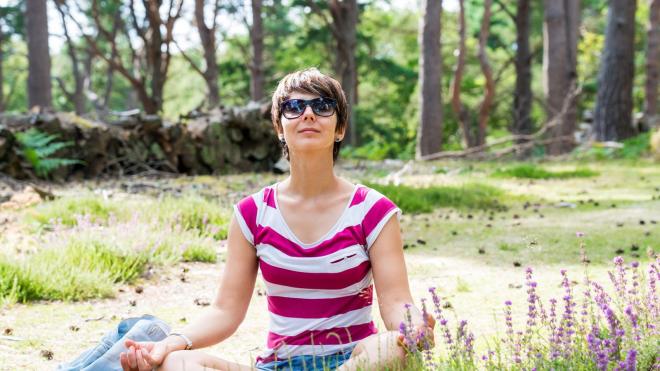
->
[492, 164, 599, 180]
[365, 182, 507, 214]
[25, 195, 122, 227]
[1, 211, 222, 303]
[402, 200, 658, 266]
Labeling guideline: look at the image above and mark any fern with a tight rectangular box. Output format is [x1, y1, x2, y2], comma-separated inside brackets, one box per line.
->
[15, 128, 82, 178]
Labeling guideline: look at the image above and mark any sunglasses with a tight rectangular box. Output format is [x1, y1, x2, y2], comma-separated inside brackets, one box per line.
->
[280, 97, 337, 119]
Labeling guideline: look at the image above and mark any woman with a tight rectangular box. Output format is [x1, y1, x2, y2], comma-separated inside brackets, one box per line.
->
[120, 68, 432, 371]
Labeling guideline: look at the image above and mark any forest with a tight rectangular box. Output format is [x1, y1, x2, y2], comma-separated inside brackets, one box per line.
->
[0, 0, 657, 173]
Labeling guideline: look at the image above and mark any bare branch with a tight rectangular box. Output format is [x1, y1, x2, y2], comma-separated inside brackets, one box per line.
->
[306, 0, 339, 38]
[421, 85, 582, 160]
[173, 39, 205, 77]
[493, 0, 515, 23]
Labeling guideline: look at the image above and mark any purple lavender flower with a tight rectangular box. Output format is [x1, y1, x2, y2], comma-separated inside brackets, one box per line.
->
[624, 348, 636, 371]
[419, 298, 435, 369]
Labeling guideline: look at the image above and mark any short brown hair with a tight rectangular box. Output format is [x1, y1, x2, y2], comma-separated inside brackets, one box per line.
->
[271, 68, 349, 162]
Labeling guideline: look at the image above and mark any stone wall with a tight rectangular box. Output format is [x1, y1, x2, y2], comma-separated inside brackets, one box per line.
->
[0, 102, 281, 180]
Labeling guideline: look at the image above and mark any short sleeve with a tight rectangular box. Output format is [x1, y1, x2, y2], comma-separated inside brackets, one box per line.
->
[362, 192, 401, 250]
[233, 194, 259, 246]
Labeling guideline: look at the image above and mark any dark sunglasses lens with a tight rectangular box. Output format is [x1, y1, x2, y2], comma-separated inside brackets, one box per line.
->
[311, 99, 336, 117]
[282, 100, 305, 118]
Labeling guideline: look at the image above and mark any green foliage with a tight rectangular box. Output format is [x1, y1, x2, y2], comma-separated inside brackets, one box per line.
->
[492, 164, 599, 179]
[365, 182, 505, 213]
[15, 128, 81, 178]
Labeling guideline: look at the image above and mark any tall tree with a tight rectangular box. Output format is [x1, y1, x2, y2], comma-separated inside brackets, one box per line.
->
[71, 0, 184, 114]
[250, 0, 265, 101]
[644, 0, 660, 128]
[543, 0, 580, 154]
[416, 0, 443, 158]
[25, 0, 52, 110]
[451, 0, 493, 148]
[476, 0, 495, 147]
[513, 0, 533, 149]
[190, 0, 221, 108]
[307, 0, 359, 146]
[0, 5, 24, 112]
[593, 0, 638, 141]
[54, 0, 86, 115]
[451, 0, 469, 148]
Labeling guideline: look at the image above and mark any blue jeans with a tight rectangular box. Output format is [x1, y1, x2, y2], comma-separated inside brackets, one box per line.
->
[57, 314, 170, 371]
[255, 349, 354, 371]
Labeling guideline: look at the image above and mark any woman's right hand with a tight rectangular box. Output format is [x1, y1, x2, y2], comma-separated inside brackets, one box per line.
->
[119, 339, 168, 371]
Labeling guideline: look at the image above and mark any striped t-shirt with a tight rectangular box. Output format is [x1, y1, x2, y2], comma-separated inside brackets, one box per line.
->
[233, 183, 401, 363]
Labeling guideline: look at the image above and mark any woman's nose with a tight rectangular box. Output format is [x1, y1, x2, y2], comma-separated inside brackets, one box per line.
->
[301, 105, 316, 120]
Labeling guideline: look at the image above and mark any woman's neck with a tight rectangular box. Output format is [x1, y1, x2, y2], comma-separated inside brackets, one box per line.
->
[283, 151, 341, 198]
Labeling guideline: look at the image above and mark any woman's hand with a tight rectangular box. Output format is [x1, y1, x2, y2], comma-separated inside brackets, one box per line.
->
[397, 313, 436, 352]
[119, 339, 168, 371]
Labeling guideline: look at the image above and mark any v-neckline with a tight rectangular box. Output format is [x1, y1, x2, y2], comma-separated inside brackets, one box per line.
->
[273, 182, 359, 247]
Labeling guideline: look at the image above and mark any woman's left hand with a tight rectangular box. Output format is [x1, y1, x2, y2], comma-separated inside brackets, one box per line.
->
[398, 313, 436, 351]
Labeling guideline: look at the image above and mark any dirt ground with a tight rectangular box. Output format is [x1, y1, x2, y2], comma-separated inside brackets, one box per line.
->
[1, 251, 616, 370]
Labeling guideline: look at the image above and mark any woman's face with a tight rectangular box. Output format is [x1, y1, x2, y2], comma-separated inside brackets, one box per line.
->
[279, 91, 343, 159]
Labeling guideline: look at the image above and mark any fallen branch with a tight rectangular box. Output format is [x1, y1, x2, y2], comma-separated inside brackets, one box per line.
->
[420, 84, 582, 161]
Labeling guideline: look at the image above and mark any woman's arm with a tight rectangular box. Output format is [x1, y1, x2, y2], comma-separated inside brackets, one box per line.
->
[370, 216, 430, 334]
[160, 214, 259, 350]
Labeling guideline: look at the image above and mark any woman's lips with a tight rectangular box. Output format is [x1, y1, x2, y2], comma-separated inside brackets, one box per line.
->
[299, 129, 320, 133]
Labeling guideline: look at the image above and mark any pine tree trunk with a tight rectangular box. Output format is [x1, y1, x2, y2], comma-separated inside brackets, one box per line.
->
[0, 28, 4, 112]
[513, 0, 533, 151]
[329, 0, 359, 147]
[25, 0, 53, 110]
[451, 0, 474, 148]
[416, 0, 443, 158]
[644, 0, 660, 128]
[543, 0, 579, 154]
[250, 0, 265, 102]
[476, 0, 494, 147]
[593, 0, 638, 141]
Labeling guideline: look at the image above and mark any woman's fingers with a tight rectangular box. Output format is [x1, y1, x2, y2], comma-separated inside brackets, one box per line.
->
[119, 352, 131, 371]
[136, 348, 151, 370]
[127, 346, 138, 369]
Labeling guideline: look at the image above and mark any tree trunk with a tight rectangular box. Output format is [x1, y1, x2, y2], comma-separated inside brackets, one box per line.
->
[476, 0, 494, 147]
[513, 0, 533, 151]
[644, 0, 660, 128]
[0, 27, 4, 112]
[250, 0, 265, 102]
[55, 1, 86, 115]
[451, 0, 473, 148]
[194, 0, 220, 108]
[25, 0, 52, 110]
[543, 0, 579, 154]
[593, 0, 638, 141]
[416, 0, 443, 158]
[329, 0, 359, 147]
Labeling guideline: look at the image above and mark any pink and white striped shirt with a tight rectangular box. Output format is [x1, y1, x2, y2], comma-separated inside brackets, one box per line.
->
[233, 183, 401, 363]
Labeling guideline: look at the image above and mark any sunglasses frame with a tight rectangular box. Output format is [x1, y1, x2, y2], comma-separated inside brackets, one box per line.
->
[280, 97, 338, 119]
